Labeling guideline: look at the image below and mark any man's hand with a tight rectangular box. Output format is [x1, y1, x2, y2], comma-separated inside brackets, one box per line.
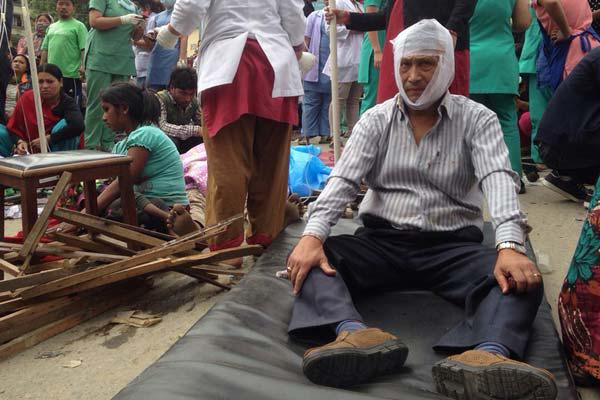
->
[494, 249, 542, 294]
[287, 235, 336, 295]
[324, 7, 351, 25]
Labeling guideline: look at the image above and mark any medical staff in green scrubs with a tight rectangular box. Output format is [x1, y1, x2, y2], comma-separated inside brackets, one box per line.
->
[357, 0, 386, 115]
[85, 0, 143, 151]
[470, 0, 530, 178]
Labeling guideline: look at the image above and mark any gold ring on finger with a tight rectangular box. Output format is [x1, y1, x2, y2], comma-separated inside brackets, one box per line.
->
[532, 273, 541, 278]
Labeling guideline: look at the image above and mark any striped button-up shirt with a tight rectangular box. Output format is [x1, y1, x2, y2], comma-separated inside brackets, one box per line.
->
[305, 94, 528, 245]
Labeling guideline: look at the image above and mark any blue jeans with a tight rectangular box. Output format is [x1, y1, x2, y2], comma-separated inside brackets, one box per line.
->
[302, 90, 331, 138]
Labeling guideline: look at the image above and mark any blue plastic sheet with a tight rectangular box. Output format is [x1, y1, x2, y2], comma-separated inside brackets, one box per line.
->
[288, 145, 331, 196]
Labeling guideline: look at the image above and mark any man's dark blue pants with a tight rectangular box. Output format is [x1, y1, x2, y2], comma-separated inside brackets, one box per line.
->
[288, 216, 543, 359]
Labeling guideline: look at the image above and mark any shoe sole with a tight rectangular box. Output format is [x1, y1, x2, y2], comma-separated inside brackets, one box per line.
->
[432, 359, 558, 400]
[302, 339, 408, 388]
[541, 178, 583, 203]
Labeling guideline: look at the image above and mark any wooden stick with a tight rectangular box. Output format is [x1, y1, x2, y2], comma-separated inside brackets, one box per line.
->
[329, 0, 341, 163]
[48, 232, 119, 255]
[0, 298, 26, 315]
[0, 258, 20, 277]
[174, 266, 231, 290]
[19, 172, 73, 273]
[19, 240, 196, 300]
[187, 266, 246, 277]
[52, 208, 165, 248]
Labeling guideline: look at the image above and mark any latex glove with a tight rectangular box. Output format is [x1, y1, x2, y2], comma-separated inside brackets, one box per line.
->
[155, 25, 179, 49]
[120, 14, 144, 26]
[299, 52, 316, 76]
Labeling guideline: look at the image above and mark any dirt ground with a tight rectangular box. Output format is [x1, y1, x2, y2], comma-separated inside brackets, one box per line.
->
[1, 178, 599, 399]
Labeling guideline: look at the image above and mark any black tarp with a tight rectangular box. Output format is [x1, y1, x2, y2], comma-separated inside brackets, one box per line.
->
[114, 220, 577, 400]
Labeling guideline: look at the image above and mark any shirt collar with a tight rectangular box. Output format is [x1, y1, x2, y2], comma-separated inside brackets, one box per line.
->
[396, 91, 454, 121]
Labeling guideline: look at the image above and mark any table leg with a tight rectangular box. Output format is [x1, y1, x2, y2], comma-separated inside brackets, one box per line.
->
[118, 166, 137, 227]
[21, 182, 38, 240]
[84, 180, 99, 216]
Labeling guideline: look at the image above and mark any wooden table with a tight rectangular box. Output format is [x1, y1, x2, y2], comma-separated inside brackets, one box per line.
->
[0, 150, 137, 244]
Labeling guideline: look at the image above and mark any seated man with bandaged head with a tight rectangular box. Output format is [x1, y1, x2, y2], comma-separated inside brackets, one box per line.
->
[286, 19, 557, 399]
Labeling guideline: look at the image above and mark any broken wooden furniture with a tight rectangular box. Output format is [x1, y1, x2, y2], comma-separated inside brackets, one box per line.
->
[0, 201, 263, 360]
[0, 150, 137, 241]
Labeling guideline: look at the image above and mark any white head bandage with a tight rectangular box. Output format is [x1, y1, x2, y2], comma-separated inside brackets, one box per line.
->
[391, 19, 455, 110]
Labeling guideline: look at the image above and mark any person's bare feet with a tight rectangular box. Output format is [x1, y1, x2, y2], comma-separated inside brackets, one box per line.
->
[166, 204, 200, 236]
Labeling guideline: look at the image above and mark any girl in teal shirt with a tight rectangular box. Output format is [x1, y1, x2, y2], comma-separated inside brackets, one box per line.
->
[98, 83, 188, 232]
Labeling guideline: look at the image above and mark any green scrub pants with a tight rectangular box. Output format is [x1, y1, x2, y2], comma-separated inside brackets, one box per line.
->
[359, 54, 380, 115]
[526, 74, 551, 163]
[470, 93, 522, 177]
[84, 69, 129, 151]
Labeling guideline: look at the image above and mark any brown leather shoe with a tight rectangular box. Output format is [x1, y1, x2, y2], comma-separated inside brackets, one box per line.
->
[432, 350, 558, 400]
[302, 327, 408, 388]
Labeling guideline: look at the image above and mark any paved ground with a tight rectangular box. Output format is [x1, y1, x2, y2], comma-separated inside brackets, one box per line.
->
[1, 178, 599, 399]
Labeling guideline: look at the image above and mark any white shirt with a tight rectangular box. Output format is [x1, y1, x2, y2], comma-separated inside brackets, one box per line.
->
[323, 0, 364, 82]
[305, 94, 528, 246]
[170, 0, 306, 98]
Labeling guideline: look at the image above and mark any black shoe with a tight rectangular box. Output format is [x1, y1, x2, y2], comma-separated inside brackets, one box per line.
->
[542, 171, 592, 203]
[519, 179, 526, 194]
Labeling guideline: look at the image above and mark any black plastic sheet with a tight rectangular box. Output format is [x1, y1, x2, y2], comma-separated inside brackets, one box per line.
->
[114, 219, 576, 400]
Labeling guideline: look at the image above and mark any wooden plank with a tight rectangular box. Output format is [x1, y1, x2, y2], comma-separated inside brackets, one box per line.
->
[170, 245, 263, 266]
[19, 240, 196, 300]
[0, 298, 25, 315]
[19, 172, 73, 268]
[45, 258, 173, 298]
[44, 245, 262, 299]
[0, 283, 148, 361]
[48, 232, 118, 255]
[0, 292, 97, 344]
[0, 259, 20, 277]
[95, 220, 175, 241]
[0, 268, 70, 292]
[0, 296, 81, 332]
[52, 208, 164, 248]
[187, 266, 246, 277]
[93, 235, 138, 256]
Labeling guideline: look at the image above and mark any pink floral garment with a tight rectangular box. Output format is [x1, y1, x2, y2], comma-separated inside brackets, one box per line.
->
[180, 143, 208, 195]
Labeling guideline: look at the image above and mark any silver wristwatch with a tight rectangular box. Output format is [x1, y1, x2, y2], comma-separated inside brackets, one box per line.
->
[496, 241, 527, 255]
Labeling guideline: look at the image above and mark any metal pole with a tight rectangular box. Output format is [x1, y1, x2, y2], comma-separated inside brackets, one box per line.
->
[21, 0, 48, 153]
[329, 0, 341, 163]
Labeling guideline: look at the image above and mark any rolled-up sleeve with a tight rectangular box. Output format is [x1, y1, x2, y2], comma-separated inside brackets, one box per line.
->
[469, 111, 529, 245]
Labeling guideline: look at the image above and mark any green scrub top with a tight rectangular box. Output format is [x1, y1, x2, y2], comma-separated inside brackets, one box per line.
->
[519, 7, 541, 74]
[86, 0, 139, 76]
[358, 0, 386, 84]
[469, 0, 519, 94]
[112, 125, 189, 207]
